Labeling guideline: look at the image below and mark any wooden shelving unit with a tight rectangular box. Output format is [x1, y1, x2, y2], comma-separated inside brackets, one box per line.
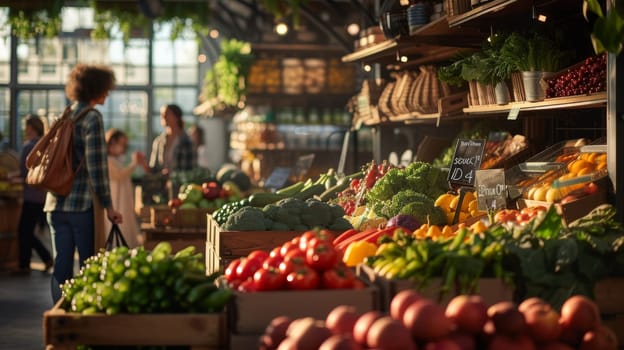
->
[341, 16, 480, 66]
[463, 92, 607, 114]
[447, 0, 523, 27]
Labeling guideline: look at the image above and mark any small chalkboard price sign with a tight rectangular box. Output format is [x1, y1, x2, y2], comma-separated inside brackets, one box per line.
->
[264, 167, 292, 190]
[448, 139, 486, 187]
[475, 169, 507, 212]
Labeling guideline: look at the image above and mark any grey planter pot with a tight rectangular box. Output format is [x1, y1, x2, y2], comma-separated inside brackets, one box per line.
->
[495, 82, 510, 105]
[522, 71, 545, 102]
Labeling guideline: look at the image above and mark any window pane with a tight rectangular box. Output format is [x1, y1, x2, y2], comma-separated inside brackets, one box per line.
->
[0, 34, 9, 83]
[153, 67, 174, 84]
[101, 91, 149, 155]
[175, 88, 198, 115]
[0, 88, 9, 147]
[174, 40, 197, 65]
[177, 66, 198, 84]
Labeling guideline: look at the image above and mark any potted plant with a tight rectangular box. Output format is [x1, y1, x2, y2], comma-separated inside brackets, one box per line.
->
[499, 32, 564, 102]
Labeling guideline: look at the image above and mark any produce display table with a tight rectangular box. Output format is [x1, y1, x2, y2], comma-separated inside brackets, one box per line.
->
[141, 224, 206, 255]
[43, 300, 227, 349]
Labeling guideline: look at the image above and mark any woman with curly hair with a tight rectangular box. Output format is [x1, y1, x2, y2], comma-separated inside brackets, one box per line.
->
[44, 63, 123, 303]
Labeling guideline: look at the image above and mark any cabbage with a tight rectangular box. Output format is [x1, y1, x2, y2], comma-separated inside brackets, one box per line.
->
[386, 214, 421, 231]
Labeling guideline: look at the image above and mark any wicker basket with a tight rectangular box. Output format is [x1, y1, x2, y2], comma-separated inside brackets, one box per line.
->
[511, 72, 526, 102]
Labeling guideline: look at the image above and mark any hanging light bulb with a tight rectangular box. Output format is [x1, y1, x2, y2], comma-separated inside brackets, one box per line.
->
[209, 29, 219, 39]
[363, 64, 372, 72]
[275, 22, 289, 36]
[347, 23, 360, 36]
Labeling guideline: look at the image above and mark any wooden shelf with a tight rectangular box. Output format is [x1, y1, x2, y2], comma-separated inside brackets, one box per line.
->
[341, 16, 481, 65]
[463, 92, 607, 115]
[448, 0, 522, 27]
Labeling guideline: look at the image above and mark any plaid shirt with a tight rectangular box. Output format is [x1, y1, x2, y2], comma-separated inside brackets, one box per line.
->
[149, 132, 196, 172]
[44, 103, 112, 212]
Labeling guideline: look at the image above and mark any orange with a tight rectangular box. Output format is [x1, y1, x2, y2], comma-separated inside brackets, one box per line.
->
[595, 153, 607, 164]
[568, 159, 593, 175]
[596, 162, 607, 171]
[576, 166, 595, 176]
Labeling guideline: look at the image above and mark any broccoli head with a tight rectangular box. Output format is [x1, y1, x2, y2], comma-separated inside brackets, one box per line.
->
[399, 202, 446, 226]
[271, 222, 290, 231]
[263, 218, 274, 230]
[301, 199, 332, 227]
[262, 204, 279, 220]
[292, 224, 310, 231]
[222, 207, 266, 231]
[329, 204, 346, 220]
[329, 217, 353, 231]
[274, 207, 302, 228]
[276, 197, 306, 212]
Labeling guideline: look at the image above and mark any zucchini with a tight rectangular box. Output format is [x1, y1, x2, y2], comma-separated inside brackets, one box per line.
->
[248, 192, 288, 207]
[293, 184, 326, 200]
[319, 178, 350, 202]
[275, 181, 305, 196]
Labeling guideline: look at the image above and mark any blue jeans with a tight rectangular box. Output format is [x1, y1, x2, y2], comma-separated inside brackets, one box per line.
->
[47, 208, 94, 303]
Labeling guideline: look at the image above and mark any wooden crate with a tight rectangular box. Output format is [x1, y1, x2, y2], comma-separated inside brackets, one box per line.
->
[206, 216, 301, 273]
[358, 264, 514, 312]
[595, 278, 624, 315]
[230, 281, 378, 334]
[43, 300, 228, 349]
[173, 208, 213, 228]
[142, 225, 206, 255]
[150, 206, 173, 228]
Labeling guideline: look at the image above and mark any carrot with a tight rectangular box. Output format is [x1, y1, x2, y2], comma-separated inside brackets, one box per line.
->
[333, 228, 360, 246]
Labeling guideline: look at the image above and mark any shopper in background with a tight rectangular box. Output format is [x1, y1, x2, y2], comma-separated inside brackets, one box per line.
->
[105, 128, 149, 248]
[45, 63, 123, 303]
[149, 104, 196, 175]
[14, 115, 53, 274]
[188, 124, 210, 169]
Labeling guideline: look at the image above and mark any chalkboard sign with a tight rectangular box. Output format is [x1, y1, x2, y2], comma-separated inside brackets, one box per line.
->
[475, 169, 507, 211]
[447, 139, 486, 187]
[264, 167, 292, 190]
[293, 154, 315, 181]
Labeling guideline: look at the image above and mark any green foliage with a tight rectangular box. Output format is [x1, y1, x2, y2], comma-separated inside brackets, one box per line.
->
[584, 0, 624, 54]
[260, 0, 309, 28]
[201, 39, 254, 112]
[5, 1, 63, 40]
[61, 243, 231, 314]
[366, 162, 448, 204]
[499, 32, 564, 72]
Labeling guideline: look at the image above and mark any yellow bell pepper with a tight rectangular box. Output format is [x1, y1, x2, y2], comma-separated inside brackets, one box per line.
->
[343, 241, 378, 267]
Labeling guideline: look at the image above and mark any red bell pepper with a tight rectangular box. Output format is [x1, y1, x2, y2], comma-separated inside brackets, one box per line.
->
[333, 228, 359, 246]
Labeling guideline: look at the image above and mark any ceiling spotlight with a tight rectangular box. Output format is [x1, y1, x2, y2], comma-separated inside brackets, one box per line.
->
[537, 14, 547, 22]
[275, 22, 289, 36]
[209, 29, 219, 39]
[400, 56, 408, 62]
[347, 23, 360, 36]
[198, 54, 207, 63]
[363, 64, 372, 72]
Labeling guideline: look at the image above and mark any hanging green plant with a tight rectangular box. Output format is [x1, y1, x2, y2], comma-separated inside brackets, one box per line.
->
[4, 0, 63, 40]
[261, 0, 309, 28]
[201, 39, 254, 112]
[89, 0, 210, 42]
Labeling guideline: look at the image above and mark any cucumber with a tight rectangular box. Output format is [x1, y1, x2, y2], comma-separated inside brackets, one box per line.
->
[319, 178, 350, 202]
[275, 181, 305, 196]
[292, 184, 326, 200]
[248, 192, 288, 207]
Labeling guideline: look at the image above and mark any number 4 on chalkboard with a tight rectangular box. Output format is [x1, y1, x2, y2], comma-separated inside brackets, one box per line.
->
[465, 170, 473, 183]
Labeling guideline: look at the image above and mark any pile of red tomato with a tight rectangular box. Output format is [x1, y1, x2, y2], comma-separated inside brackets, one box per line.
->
[494, 206, 548, 226]
[224, 229, 364, 292]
